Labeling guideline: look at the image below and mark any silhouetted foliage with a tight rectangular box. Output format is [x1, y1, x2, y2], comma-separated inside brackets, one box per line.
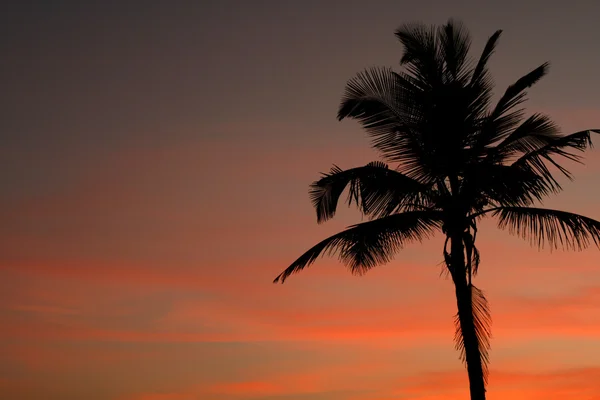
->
[274, 18, 600, 400]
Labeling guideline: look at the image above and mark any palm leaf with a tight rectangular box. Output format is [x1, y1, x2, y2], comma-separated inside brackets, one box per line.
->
[476, 63, 550, 148]
[454, 285, 492, 385]
[493, 207, 600, 250]
[470, 30, 502, 86]
[463, 31, 502, 142]
[438, 19, 472, 82]
[273, 211, 443, 283]
[490, 113, 561, 161]
[461, 163, 553, 210]
[310, 161, 435, 223]
[511, 129, 599, 190]
[493, 63, 549, 119]
[337, 67, 431, 181]
[394, 22, 441, 86]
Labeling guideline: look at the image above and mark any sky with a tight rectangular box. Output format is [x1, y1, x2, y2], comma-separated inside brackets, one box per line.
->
[1, 0, 600, 399]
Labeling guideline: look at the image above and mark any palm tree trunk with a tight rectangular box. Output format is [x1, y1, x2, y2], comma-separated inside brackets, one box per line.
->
[450, 234, 486, 400]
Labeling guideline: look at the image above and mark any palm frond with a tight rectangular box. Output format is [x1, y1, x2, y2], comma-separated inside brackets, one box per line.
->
[463, 31, 502, 138]
[493, 63, 549, 121]
[273, 211, 443, 283]
[470, 30, 502, 86]
[477, 63, 550, 148]
[511, 129, 599, 190]
[337, 67, 431, 182]
[310, 161, 435, 223]
[395, 22, 441, 86]
[438, 19, 472, 83]
[493, 207, 600, 250]
[490, 113, 561, 161]
[454, 285, 492, 385]
[461, 163, 554, 210]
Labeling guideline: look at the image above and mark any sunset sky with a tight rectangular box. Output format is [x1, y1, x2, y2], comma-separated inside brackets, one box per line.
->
[1, 1, 600, 399]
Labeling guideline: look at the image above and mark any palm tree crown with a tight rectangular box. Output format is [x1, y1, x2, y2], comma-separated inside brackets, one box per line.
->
[273, 19, 600, 400]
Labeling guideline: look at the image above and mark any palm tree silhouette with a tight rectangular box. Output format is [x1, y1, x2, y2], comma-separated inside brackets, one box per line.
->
[273, 19, 600, 400]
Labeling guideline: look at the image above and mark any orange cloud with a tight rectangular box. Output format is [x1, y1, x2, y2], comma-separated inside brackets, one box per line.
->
[392, 367, 600, 400]
[112, 366, 600, 400]
[2, 137, 600, 400]
[119, 393, 197, 400]
[209, 381, 284, 396]
[121, 362, 392, 400]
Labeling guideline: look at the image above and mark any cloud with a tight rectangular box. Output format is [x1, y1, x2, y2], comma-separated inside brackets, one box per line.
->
[122, 362, 393, 400]
[109, 366, 600, 400]
[8, 304, 80, 315]
[392, 367, 600, 400]
[1, 137, 599, 400]
[118, 392, 197, 400]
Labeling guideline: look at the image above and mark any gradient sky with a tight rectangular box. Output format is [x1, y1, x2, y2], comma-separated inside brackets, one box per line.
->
[1, 1, 600, 399]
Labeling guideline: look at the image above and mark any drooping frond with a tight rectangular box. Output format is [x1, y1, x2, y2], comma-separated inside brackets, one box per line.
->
[511, 129, 599, 190]
[273, 211, 443, 283]
[337, 67, 431, 181]
[461, 163, 553, 211]
[310, 161, 436, 223]
[489, 113, 561, 162]
[463, 228, 480, 279]
[493, 207, 600, 250]
[454, 285, 492, 385]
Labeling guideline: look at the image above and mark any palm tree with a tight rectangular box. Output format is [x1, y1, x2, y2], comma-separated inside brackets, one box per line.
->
[273, 19, 600, 400]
